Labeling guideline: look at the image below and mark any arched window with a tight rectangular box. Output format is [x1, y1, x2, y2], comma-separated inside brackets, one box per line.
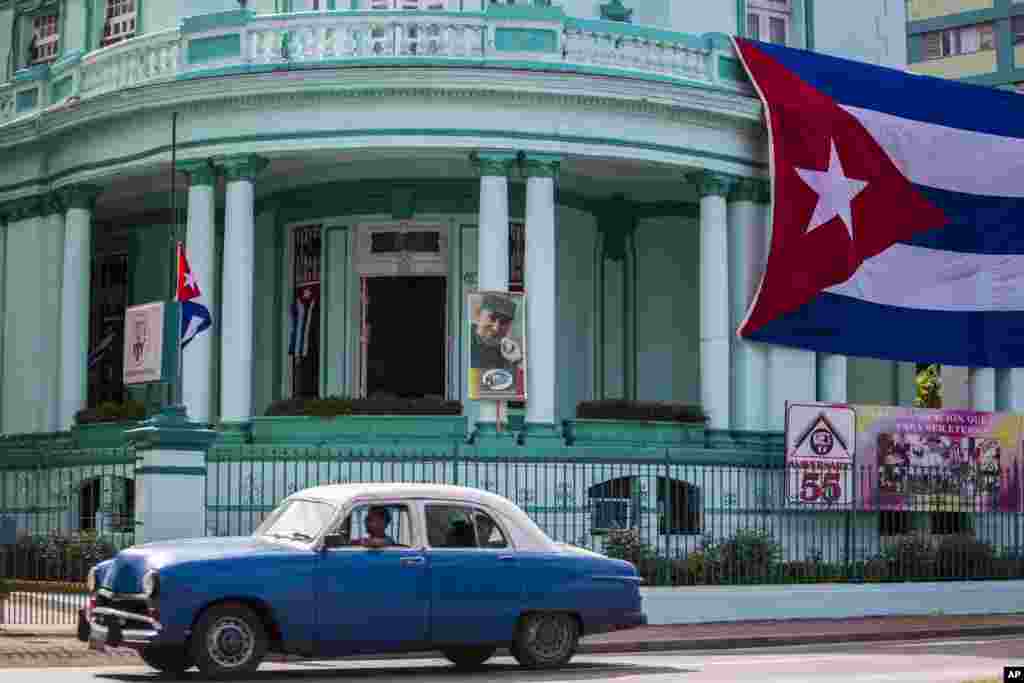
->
[657, 477, 701, 535]
[78, 476, 135, 534]
[588, 476, 702, 535]
[588, 476, 639, 531]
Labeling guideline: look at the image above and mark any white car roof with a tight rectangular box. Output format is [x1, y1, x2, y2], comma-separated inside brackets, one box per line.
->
[288, 482, 560, 552]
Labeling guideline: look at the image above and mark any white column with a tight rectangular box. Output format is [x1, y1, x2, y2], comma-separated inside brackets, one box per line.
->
[728, 178, 772, 429]
[179, 161, 217, 423]
[472, 152, 515, 426]
[218, 155, 267, 423]
[969, 367, 996, 411]
[693, 171, 734, 430]
[42, 204, 65, 433]
[523, 154, 560, 425]
[997, 368, 1024, 412]
[816, 353, 847, 403]
[58, 186, 101, 430]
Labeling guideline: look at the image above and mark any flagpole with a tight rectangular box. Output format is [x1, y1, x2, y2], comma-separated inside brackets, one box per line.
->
[170, 111, 183, 410]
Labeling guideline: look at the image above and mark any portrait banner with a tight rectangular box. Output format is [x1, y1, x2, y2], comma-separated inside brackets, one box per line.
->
[467, 290, 526, 401]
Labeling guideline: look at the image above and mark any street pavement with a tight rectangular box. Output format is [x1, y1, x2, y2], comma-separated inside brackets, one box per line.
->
[0, 635, 1021, 682]
[4, 613, 1024, 669]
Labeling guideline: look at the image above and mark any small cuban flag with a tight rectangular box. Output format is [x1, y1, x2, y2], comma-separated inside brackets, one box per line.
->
[176, 242, 213, 349]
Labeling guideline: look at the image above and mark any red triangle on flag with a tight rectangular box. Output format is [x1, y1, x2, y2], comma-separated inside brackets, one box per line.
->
[177, 242, 201, 302]
[734, 38, 948, 338]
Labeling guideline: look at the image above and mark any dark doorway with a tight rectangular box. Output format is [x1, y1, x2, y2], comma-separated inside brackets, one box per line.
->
[365, 277, 446, 399]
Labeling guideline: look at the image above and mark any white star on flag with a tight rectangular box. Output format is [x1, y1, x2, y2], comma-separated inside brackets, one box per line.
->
[795, 139, 868, 241]
[185, 272, 197, 289]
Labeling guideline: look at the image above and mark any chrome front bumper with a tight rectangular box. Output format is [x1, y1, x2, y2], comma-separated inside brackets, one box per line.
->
[80, 606, 162, 649]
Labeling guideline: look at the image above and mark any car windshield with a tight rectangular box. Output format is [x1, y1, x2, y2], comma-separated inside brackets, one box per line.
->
[256, 499, 337, 543]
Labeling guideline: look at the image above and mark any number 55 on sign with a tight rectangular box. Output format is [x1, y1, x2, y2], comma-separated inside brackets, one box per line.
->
[784, 402, 856, 508]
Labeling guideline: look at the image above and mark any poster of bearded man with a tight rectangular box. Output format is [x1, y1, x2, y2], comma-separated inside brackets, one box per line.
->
[467, 291, 526, 401]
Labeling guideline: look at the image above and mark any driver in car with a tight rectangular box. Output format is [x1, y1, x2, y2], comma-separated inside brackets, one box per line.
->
[351, 506, 398, 548]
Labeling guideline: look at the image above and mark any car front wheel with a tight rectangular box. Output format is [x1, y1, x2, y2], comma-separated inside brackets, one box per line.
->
[511, 612, 579, 669]
[441, 645, 497, 669]
[139, 645, 194, 673]
[190, 603, 267, 678]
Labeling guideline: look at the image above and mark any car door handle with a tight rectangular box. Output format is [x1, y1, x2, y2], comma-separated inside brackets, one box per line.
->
[498, 555, 516, 562]
[401, 556, 425, 567]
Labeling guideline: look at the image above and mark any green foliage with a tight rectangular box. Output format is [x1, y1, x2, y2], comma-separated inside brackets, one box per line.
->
[576, 400, 706, 423]
[0, 576, 10, 599]
[74, 400, 147, 425]
[265, 396, 462, 417]
[934, 534, 994, 578]
[914, 363, 942, 408]
[702, 528, 782, 583]
[3, 532, 117, 582]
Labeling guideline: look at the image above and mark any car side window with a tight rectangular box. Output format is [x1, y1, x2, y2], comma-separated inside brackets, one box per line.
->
[334, 503, 412, 548]
[425, 504, 508, 549]
[474, 511, 508, 549]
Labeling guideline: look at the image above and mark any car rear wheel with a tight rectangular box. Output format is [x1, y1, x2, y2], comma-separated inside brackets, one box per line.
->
[511, 612, 579, 669]
[190, 603, 267, 678]
[441, 645, 497, 669]
[139, 645, 194, 673]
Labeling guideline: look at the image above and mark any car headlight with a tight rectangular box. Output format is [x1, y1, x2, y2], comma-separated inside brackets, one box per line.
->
[86, 567, 97, 593]
[141, 570, 160, 599]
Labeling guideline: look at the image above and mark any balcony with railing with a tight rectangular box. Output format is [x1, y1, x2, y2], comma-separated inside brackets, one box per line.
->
[0, 5, 751, 128]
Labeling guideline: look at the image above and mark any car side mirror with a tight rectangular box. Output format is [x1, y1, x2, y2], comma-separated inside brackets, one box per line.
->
[322, 533, 347, 550]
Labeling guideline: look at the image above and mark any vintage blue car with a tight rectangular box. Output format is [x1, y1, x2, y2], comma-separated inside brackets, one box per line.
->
[79, 483, 646, 677]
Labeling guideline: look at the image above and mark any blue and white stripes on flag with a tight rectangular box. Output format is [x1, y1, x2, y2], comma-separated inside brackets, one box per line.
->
[289, 284, 319, 357]
[733, 39, 1024, 367]
[176, 243, 213, 349]
[181, 300, 213, 349]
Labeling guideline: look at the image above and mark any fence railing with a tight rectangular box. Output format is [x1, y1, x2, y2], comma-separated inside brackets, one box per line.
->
[0, 444, 136, 626]
[2, 443, 1021, 625]
[206, 446, 1024, 587]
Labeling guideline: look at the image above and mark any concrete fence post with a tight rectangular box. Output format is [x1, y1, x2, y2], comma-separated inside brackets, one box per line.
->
[126, 406, 217, 544]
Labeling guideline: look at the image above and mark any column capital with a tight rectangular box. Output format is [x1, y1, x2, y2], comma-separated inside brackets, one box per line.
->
[471, 151, 518, 177]
[60, 183, 103, 211]
[41, 192, 65, 217]
[217, 154, 269, 183]
[728, 177, 769, 204]
[177, 159, 218, 187]
[519, 152, 561, 179]
[689, 170, 739, 199]
[1, 194, 47, 222]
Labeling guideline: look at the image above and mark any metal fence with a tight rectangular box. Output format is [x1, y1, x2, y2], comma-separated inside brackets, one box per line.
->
[0, 443, 136, 626]
[206, 446, 1024, 587]
[2, 444, 1021, 625]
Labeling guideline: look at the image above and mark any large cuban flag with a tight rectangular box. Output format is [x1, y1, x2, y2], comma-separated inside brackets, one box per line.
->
[733, 38, 1024, 368]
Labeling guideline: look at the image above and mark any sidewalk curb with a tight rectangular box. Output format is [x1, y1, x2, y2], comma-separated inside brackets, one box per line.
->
[577, 624, 1024, 654]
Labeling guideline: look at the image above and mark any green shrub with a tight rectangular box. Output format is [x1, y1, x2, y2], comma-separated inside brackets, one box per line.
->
[575, 400, 706, 423]
[0, 577, 10, 599]
[603, 528, 653, 565]
[74, 400, 146, 425]
[884, 536, 936, 580]
[2, 532, 118, 582]
[934, 534, 994, 579]
[703, 529, 781, 583]
[265, 396, 461, 417]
